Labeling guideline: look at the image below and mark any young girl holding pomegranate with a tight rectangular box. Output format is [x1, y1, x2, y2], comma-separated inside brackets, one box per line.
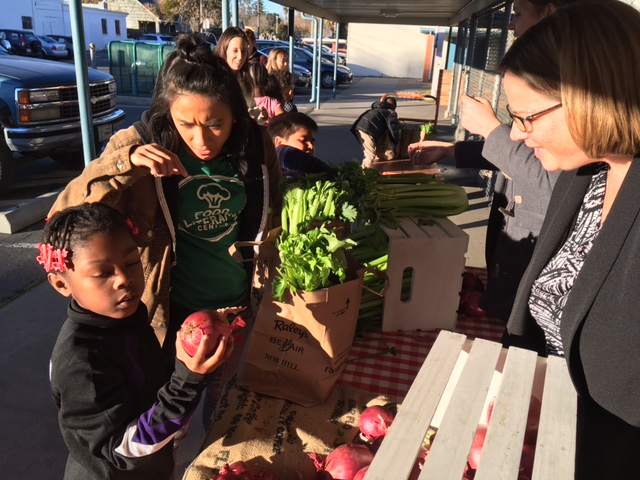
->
[49, 33, 281, 429]
[42, 202, 233, 480]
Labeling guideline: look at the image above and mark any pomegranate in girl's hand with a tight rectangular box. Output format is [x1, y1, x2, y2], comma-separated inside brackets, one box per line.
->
[310, 443, 374, 480]
[359, 405, 395, 440]
[179, 309, 246, 357]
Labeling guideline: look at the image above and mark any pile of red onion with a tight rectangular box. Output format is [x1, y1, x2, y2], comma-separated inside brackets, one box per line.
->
[309, 404, 429, 480]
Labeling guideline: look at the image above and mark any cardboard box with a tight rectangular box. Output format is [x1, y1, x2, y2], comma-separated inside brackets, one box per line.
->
[381, 216, 469, 332]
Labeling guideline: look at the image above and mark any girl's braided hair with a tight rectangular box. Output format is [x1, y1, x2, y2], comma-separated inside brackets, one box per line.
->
[42, 203, 135, 267]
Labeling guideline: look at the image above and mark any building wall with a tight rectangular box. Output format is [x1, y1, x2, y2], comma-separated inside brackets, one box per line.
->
[1, 0, 135, 51]
[80, 4, 128, 49]
[347, 23, 429, 78]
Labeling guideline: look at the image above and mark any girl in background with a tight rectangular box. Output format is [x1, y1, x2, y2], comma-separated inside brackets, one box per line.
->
[215, 27, 266, 121]
[249, 62, 284, 126]
[272, 70, 298, 113]
[265, 47, 289, 74]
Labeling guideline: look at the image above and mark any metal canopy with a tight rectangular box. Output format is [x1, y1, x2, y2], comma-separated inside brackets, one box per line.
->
[272, 0, 500, 26]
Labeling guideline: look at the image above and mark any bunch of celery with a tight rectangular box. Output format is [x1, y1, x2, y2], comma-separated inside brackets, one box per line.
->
[372, 173, 469, 227]
[280, 175, 358, 236]
[332, 160, 469, 228]
[273, 176, 358, 300]
[272, 224, 356, 301]
[345, 225, 392, 335]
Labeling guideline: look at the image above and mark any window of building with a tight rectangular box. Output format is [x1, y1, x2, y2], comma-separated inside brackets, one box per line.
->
[115, 20, 121, 36]
[102, 19, 108, 34]
[22, 16, 33, 30]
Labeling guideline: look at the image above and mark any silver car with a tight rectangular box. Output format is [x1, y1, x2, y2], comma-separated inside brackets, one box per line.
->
[37, 35, 68, 59]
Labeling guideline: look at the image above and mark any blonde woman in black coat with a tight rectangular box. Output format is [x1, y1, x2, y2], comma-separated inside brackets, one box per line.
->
[498, 1, 640, 477]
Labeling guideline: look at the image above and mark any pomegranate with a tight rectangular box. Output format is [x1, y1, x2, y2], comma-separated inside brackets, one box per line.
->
[359, 405, 395, 440]
[179, 309, 246, 357]
[310, 443, 374, 480]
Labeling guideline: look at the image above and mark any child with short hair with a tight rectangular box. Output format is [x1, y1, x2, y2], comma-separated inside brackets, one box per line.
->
[272, 69, 298, 113]
[42, 202, 233, 480]
[267, 112, 332, 178]
[351, 95, 401, 168]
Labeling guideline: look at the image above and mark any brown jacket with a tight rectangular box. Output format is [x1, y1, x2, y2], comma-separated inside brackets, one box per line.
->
[50, 121, 281, 344]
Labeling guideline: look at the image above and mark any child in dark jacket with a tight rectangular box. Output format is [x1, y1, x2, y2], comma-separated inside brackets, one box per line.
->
[267, 112, 332, 178]
[351, 96, 401, 168]
[42, 203, 233, 480]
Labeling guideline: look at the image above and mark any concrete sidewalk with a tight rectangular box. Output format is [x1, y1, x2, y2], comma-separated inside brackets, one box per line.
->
[0, 77, 490, 479]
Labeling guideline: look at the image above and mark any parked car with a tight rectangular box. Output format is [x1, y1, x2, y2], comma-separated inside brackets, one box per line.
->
[0, 32, 12, 53]
[0, 48, 125, 192]
[138, 33, 175, 44]
[36, 35, 68, 59]
[0, 29, 42, 57]
[256, 39, 288, 51]
[296, 43, 347, 65]
[48, 34, 74, 59]
[261, 46, 353, 88]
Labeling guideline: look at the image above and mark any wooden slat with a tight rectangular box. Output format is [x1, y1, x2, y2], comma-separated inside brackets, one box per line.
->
[532, 355, 577, 480]
[419, 337, 503, 480]
[366, 331, 467, 480]
[474, 346, 538, 480]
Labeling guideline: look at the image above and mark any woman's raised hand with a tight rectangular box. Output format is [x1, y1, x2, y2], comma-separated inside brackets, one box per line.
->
[131, 143, 188, 177]
[459, 95, 502, 139]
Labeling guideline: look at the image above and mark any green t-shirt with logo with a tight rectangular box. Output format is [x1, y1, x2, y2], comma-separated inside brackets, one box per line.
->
[170, 150, 248, 310]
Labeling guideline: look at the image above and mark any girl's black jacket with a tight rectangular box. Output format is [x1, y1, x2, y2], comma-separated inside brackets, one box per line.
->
[50, 299, 209, 479]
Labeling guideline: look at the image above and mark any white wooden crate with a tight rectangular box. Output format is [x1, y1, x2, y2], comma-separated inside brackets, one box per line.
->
[366, 330, 578, 480]
[381, 217, 469, 332]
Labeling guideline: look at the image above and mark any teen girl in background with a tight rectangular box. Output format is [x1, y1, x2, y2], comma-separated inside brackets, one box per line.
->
[49, 33, 282, 427]
[215, 27, 267, 123]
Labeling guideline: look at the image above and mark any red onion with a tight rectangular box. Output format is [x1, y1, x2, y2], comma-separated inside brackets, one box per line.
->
[467, 424, 488, 470]
[310, 443, 374, 480]
[352, 465, 369, 480]
[359, 405, 395, 440]
[408, 446, 429, 480]
[179, 310, 246, 357]
[211, 461, 274, 480]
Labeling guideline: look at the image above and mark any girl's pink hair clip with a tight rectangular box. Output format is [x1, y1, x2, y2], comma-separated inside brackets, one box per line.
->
[36, 243, 68, 273]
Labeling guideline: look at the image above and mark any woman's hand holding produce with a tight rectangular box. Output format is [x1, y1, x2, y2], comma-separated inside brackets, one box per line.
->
[131, 143, 188, 177]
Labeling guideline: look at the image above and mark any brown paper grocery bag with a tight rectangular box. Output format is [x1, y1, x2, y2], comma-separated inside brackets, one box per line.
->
[237, 265, 366, 407]
[183, 378, 393, 480]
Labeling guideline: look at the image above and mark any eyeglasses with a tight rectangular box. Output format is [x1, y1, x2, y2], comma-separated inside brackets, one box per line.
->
[506, 103, 562, 133]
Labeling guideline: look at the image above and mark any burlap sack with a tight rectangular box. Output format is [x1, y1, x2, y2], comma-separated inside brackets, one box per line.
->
[183, 378, 392, 480]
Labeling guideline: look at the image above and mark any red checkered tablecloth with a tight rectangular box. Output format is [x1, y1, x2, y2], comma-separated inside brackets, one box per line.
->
[337, 268, 506, 402]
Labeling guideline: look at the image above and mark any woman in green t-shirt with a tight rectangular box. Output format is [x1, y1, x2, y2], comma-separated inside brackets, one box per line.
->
[50, 33, 282, 428]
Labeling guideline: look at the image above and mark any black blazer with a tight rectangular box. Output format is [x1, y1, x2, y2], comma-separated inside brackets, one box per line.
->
[506, 157, 640, 428]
